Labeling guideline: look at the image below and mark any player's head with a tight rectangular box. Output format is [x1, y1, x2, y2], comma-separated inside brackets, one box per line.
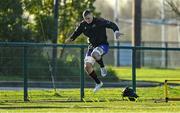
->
[82, 9, 93, 24]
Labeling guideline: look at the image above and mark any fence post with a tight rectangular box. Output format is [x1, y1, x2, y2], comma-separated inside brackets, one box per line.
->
[132, 47, 136, 92]
[117, 41, 120, 66]
[80, 47, 85, 101]
[23, 46, 28, 101]
[141, 42, 145, 66]
[165, 42, 168, 68]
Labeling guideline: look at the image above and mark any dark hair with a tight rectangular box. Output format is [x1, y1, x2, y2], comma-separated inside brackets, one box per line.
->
[82, 9, 92, 17]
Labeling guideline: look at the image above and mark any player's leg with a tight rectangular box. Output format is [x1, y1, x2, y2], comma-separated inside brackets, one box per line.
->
[96, 57, 107, 77]
[84, 49, 103, 93]
[91, 44, 109, 77]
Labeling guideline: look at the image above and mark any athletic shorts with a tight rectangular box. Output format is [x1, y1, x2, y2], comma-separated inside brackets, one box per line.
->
[86, 44, 109, 57]
[84, 44, 109, 65]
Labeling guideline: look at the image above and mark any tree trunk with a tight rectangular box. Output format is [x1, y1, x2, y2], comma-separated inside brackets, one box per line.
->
[132, 0, 142, 68]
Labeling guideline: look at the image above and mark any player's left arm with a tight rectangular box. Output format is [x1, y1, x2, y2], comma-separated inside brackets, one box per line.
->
[101, 18, 123, 39]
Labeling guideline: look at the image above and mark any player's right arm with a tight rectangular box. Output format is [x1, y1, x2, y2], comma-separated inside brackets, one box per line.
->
[65, 22, 84, 43]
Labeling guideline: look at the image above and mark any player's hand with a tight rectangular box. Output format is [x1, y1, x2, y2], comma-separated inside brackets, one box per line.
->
[65, 38, 73, 43]
[114, 31, 124, 40]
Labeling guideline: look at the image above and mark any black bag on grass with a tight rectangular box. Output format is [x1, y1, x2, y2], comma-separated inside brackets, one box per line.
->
[122, 87, 139, 101]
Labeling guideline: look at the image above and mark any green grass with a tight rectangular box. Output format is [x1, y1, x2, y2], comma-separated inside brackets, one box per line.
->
[109, 67, 180, 82]
[0, 87, 180, 113]
[1, 67, 180, 83]
[0, 67, 180, 112]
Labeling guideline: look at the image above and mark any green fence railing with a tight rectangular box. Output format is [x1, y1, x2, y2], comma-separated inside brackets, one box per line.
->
[0, 42, 180, 101]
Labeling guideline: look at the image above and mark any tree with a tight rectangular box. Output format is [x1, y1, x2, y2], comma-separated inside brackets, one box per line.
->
[23, 0, 54, 42]
[0, 0, 99, 42]
[23, 0, 100, 43]
[0, 0, 32, 42]
[165, 0, 180, 18]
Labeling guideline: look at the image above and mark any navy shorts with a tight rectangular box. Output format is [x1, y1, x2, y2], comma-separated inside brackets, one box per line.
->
[86, 44, 109, 57]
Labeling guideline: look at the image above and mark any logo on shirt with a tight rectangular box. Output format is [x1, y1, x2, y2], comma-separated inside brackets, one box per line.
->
[92, 24, 96, 27]
[92, 24, 96, 28]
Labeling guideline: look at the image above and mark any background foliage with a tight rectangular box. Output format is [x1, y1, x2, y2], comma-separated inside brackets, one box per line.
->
[0, 0, 100, 43]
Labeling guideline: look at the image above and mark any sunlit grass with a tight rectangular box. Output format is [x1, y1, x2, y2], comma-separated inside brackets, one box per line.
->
[0, 87, 180, 113]
[109, 67, 180, 82]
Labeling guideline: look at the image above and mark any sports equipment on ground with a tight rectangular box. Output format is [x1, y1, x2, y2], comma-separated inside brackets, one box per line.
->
[164, 80, 180, 102]
[122, 87, 139, 101]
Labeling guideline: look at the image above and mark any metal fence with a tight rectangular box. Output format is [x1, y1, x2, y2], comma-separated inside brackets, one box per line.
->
[0, 42, 180, 101]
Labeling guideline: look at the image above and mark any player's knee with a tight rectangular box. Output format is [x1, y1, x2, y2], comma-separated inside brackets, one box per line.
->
[84, 63, 91, 70]
[91, 52, 101, 60]
[84, 63, 93, 73]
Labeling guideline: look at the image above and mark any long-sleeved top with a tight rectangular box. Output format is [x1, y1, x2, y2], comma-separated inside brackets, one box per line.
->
[70, 17, 119, 47]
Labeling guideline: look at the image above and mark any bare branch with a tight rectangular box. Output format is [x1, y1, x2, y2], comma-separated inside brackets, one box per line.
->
[165, 0, 180, 17]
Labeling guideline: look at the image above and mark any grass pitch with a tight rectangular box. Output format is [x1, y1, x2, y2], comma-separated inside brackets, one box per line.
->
[111, 67, 180, 82]
[0, 67, 180, 112]
[0, 87, 180, 113]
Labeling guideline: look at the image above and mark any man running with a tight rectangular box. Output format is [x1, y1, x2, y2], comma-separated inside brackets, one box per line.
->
[66, 9, 122, 93]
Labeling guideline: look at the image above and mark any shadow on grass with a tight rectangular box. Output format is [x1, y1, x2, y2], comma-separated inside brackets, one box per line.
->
[0, 106, 106, 109]
[0, 98, 122, 103]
